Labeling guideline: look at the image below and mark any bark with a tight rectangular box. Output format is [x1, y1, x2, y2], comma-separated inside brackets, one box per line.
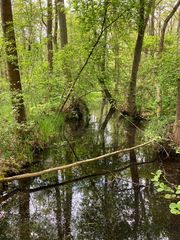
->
[159, 0, 180, 53]
[149, 0, 155, 36]
[158, 1, 180, 118]
[54, 0, 58, 49]
[98, 8, 116, 111]
[25, 0, 33, 51]
[38, 0, 47, 28]
[178, 10, 180, 35]
[98, 52, 117, 112]
[57, 0, 68, 49]
[127, 0, 147, 117]
[149, 2, 162, 116]
[0, 0, 26, 124]
[114, 42, 120, 95]
[100, 105, 116, 130]
[47, 0, 53, 72]
[174, 13, 180, 146]
[174, 72, 180, 145]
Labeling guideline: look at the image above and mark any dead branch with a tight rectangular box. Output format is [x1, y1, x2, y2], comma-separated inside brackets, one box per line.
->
[0, 139, 156, 183]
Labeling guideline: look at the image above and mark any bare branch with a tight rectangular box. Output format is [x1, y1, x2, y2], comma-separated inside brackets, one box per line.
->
[0, 139, 156, 183]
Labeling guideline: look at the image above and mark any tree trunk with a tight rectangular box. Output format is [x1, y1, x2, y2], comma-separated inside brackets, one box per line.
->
[149, 2, 155, 36]
[157, 0, 180, 117]
[54, 0, 58, 49]
[127, 0, 146, 117]
[98, 31, 117, 111]
[113, 35, 120, 96]
[47, 0, 53, 72]
[174, 71, 180, 145]
[24, 0, 33, 51]
[173, 10, 180, 146]
[57, 0, 68, 49]
[159, 0, 180, 53]
[0, 0, 26, 124]
[148, 1, 162, 116]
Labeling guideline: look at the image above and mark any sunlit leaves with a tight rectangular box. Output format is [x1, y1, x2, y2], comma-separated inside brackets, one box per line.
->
[151, 170, 180, 215]
[169, 202, 180, 215]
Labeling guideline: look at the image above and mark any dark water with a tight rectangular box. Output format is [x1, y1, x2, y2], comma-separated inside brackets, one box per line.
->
[0, 112, 180, 240]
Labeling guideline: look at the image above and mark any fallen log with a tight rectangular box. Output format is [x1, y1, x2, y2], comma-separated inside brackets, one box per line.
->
[0, 139, 156, 183]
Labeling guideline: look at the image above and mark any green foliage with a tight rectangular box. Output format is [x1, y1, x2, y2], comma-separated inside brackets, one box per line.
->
[144, 116, 174, 140]
[169, 202, 180, 215]
[0, 0, 180, 177]
[151, 170, 180, 215]
[37, 113, 64, 143]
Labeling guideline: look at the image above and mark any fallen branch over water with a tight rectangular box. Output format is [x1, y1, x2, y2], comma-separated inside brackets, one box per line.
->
[0, 139, 156, 183]
[0, 159, 156, 205]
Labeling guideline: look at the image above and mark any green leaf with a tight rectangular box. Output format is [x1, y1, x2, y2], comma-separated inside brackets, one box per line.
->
[176, 189, 180, 194]
[170, 208, 179, 215]
[151, 176, 158, 182]
[177, 201, 180, 210]
[164, 194, 172, 199]
[156, 170, 162, 175]
[157, 188, 164, 192]
[154, 182, 159, 187]
[169, 203, 177, 209]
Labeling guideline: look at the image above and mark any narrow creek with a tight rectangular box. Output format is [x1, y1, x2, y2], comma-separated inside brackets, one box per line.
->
[0, 112, 180, 240]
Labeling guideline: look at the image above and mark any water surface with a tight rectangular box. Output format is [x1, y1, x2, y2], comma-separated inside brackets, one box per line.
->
[0, 113, 180, 240]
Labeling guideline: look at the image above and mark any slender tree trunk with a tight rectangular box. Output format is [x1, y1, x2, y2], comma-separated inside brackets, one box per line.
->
[149, 1, 155, 36]
[156, 82, 162, 116]
[174, 17, 180, 144]
[57, 0, 68, 49]
[174, 70, 180, 145]
[54, 0, 58, 49]
[113, 36, 120, 96]
[0, 0, 26, 124]
[127, 0, 146, 117]
[98, 78, 117, 111]
[47, 0, 53, 72]
[159, 0, 180, 53]
[157, 0, 180, 118]
[98, 31, 117, 111]
[25, 0, 33, 51]
[149, 1, 162, 116]
[94, 2, 117, 124]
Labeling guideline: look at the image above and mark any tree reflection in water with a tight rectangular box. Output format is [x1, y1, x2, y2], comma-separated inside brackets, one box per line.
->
[0, 117, 179, 240]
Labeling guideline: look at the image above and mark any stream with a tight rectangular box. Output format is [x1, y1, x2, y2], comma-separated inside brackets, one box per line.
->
[0, 112, 180, 240]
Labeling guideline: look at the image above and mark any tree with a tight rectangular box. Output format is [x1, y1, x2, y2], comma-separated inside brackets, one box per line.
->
[159, 0, 180, 53]
[54, 0, 58, 49]
[174, 68, 180, 145]
[57, 0, 68, 49]
[0, 0, 26, 124]
[127, 0, 154, 117]
[47, 0, 53, 72]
